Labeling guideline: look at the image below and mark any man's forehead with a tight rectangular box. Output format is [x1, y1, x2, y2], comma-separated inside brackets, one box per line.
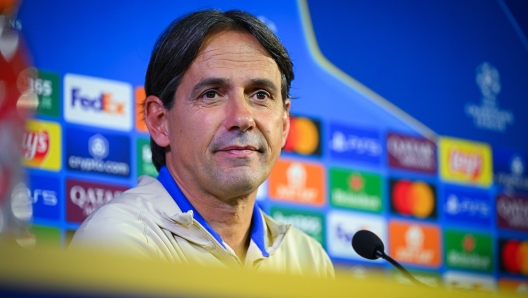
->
[181, 30, 281, 85]
[196, 30, 275, 65]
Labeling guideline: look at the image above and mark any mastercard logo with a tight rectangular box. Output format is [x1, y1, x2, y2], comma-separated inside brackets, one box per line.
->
[283, 116, 321, 156]
[501, 239, 528, 276]
[390, 179, 436, 218]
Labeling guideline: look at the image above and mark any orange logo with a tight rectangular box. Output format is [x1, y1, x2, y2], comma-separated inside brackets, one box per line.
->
[135, 86, 148, 132]
[283, 116, 321, 156]
[389, 221, 441, 267]
[269, 159, 325, 205]
[22, 120, 61, 171]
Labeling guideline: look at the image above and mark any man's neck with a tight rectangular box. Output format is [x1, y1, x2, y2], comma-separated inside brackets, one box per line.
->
[191, 197, 253, 261]
[168, 167, 256, 262]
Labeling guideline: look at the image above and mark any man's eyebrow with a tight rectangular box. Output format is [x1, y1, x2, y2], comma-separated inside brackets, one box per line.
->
[247, 78, 278, 94]
[190, 77, 229, 98]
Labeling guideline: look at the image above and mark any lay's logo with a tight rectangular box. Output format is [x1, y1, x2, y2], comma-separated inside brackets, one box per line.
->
[23, 130, 48, 163]
[449, 150, 482, 179]
[64, 74, 132, 131]
[439, 137, 492, 187]
[22, 120, 61, 171]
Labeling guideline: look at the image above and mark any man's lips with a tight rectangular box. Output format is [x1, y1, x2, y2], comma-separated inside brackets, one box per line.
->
[214, 145, 262, 156]
[216, 145, 259, 152]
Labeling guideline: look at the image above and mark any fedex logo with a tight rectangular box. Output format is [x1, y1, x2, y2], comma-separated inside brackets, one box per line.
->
[64, 74, 132, 131]
[71, 88, 124, 114]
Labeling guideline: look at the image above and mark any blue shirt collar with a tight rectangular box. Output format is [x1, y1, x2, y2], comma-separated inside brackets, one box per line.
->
[157, 166, 269, 257]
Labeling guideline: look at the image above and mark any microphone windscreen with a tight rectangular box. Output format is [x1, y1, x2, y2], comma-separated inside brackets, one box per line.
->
[352, 230, 385, 260]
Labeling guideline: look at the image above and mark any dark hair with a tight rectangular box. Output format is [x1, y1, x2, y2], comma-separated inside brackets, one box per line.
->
[144, 9, 294, 171]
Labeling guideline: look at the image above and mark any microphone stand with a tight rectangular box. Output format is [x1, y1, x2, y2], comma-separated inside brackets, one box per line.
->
[375, 250, 429, 287]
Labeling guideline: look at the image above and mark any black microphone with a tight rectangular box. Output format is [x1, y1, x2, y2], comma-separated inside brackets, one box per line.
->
[352, 230, 428, 287]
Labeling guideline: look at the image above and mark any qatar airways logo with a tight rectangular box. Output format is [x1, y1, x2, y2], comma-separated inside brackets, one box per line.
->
[66, 179, 128, 223]
[387, 133, 436, 173]
[497, 194, 528, 232]
[449, 150, 482, 179]
[64, 74, 132, 131]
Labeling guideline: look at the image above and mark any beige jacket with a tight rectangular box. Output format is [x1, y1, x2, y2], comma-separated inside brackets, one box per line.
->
[70, 175, 334, 277]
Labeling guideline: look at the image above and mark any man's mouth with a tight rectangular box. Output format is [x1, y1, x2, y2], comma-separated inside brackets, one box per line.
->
[215, 145, 262, 156]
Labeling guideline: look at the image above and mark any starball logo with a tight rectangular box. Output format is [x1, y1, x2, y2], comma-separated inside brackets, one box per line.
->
[494, 148, 528, 191]
[439, 137, 492, 186]
[64, 74, 132, 131]
[22, 120, 61, 171]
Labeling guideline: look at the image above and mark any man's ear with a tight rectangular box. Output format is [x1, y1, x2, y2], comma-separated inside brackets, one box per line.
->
[281, 99, 291, 148]
[144, 95, 170, 147]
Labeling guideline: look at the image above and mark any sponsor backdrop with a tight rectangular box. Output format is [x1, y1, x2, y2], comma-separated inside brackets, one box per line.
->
[16, 0, 528, 291]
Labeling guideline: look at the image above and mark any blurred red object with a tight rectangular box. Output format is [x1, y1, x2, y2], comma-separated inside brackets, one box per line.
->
[0, 0, 35, 243]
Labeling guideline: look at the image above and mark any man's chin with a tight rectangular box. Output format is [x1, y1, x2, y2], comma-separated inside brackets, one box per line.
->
[213, 173, 263, 198]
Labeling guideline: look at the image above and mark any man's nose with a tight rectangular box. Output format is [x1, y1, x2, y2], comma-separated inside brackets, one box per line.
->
[224, 93, 256, 132]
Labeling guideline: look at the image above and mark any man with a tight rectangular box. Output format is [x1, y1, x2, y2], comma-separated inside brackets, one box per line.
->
[71, 9, 334, 277]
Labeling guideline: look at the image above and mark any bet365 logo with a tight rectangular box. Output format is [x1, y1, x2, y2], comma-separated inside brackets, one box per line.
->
[22, 120, 61, 171]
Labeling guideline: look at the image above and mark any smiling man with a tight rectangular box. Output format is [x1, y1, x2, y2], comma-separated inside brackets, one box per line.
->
[70, 10, 334, 277]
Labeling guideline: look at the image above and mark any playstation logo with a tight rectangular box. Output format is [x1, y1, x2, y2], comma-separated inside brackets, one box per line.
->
[88, 134, 109, 159]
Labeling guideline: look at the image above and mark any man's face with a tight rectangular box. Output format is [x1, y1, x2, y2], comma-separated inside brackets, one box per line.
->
[165, 30, 290, 200]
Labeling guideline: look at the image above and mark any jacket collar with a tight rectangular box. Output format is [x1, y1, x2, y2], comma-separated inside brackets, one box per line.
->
[157, 166, 270, 257]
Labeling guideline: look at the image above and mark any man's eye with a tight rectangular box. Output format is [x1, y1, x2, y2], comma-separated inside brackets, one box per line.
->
[254, 91, 270, 100]
[203, 91, 218, 99]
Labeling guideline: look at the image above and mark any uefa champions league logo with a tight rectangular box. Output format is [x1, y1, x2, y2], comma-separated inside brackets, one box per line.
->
[88, 134, 109, 160]
[476, 62, 501, 106]
[511, 155, 524, 176]
[465, 62, 514, 132]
